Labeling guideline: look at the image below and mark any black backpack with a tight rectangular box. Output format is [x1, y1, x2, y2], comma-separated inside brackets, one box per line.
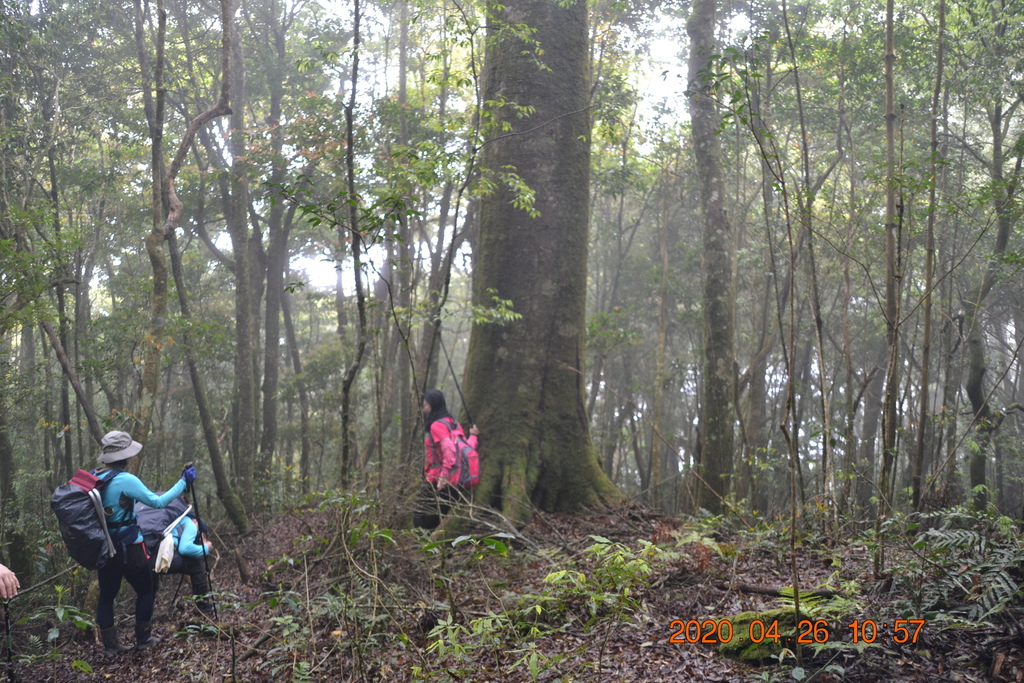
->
[51, 469, 123, 570]
[136, 495, 191, 554]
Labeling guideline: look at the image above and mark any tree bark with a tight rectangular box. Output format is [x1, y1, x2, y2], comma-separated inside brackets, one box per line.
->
[40, 320, 103, 444]
[133, 0, 169, 460]
[857, 343, 886, 511]
[649, 193, 675, 511]
[226, 13, 257, 507]
[964, 91, 1018, 508]
[46, 145, 73, 479]
[913, 0, 945, 510]
[167, 224, 249, 532]
[338, 0, 368, 489]
[282, 282, 312, 493]
[687, 0, 737, 515]
[463, 0, 619, 522]
[879, 0, 900, 515]
[259, 0, 292, 475]
[133, 0, 235, 489]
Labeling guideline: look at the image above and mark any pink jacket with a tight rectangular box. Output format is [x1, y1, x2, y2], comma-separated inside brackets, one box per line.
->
[424, 418, 478, 485]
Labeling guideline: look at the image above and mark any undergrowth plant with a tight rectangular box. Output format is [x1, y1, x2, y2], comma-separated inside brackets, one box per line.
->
[886, 505, 1024, 623]
[9, 584, 95, 677]
[539, 536, 662, 626]
[416, 534, 680, 681]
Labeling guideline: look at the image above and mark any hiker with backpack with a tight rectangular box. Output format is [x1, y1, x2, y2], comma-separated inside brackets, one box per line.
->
[93, 430, 196, 654]
[0, 563, 19, 599]
[413, 390, 480, 530]
[150, 512, 215, 615]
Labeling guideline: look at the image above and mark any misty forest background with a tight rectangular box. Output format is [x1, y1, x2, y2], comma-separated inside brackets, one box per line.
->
[2, 0, 1024, 559]
[1, 0, 1024, 675]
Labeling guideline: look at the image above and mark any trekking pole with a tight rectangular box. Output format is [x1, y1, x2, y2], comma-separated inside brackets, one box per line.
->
[169, 574, 186, 611]
[4, 600, 14, 683]
[183, 462, 218, 620]
[438, 333, 473, 425]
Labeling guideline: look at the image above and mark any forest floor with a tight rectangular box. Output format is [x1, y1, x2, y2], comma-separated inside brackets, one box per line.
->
[8, 496, 1024, 682]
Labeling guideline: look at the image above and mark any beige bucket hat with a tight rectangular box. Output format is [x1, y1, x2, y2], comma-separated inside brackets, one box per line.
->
[98, 430, 143, 464]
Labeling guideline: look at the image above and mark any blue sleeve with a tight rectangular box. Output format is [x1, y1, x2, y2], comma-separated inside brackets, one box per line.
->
[122, 475, 187, 509]
[175, 518, 207, 558]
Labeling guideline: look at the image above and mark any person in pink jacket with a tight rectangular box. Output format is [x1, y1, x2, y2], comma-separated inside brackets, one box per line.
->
[414, 390, 479, 530]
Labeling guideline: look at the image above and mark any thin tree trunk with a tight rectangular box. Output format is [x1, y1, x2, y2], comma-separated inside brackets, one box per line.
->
[964, 91, 1018, 508]
[687, 0, 736, 514]
[133, 0, 234, 484]
[40, 320, 103, 444]
[338, 0, 368, 489]
[913, 0, 945, 510]
[282, 282, 312, 494]
[133, 0, 169, 457]
[649, 194, 674, 511]
[782, 0, 843, 514]
[46, 147, 76, 481]
[167, 227, 249, 533]
[857, 343, 886, 511]
[226, 12, 257, 507]
[259, 1, 290, 475]
[879, 0, 900, 518]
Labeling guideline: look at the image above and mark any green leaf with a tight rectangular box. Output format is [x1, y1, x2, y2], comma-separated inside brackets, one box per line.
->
[482, 538, 508, 556]
[71, 661, 94, 674]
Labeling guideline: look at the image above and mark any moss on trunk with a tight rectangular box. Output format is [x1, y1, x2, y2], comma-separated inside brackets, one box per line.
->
[464, 0, 619, 524]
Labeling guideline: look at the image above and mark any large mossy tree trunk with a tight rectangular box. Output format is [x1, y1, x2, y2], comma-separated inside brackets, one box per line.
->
[687, 0, 737, 515]
[463, 0, 618, 524]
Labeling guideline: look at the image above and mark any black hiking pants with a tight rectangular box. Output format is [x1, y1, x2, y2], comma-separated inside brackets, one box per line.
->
[413, 482, 466, 530]
[153, 553, 210, 598]
[96, 542, 155, 630]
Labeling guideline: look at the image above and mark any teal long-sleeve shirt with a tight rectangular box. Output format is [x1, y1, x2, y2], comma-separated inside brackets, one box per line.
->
[172, 517, 208, 558]
[98, 469, 187, 543]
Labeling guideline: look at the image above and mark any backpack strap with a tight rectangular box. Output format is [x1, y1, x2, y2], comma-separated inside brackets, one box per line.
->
[439, 416, 462, 437]
[431, 417, 457, 445]
[85, 481, 118, 560]
[437, 418, 465, 482]
[92, 468, 122, 486]
[162, 506, 193, 537]
[92, 469, 136, 527]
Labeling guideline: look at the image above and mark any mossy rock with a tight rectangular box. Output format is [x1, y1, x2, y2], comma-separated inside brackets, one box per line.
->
[717, 607, 798, 663]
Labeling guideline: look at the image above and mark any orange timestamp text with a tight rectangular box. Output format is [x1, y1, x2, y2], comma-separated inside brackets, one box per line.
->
[669, 618, 926, 645]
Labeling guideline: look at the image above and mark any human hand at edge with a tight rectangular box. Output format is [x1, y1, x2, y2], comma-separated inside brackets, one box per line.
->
[469, 425, 480, 436]
[0, 563, 20, 600]
[182, 465, 197, 485]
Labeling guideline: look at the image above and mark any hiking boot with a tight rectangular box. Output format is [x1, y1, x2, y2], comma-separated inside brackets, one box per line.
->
[196, 598, 217, 616]
[134, 621, 162, 650]
[100, 626, 131, 655]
